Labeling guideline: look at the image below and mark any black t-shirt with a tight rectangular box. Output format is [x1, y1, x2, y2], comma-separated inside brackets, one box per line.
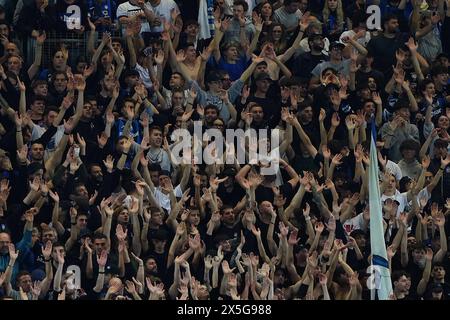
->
[255, 182, 294, 204]
[290, 52, 328, 79]
[366, 33, 409, 79]
[292, 120, 321, 156]
[217, 183, 246, 208]
[406, 259, 425, 298]
[356, 68, 386, 88]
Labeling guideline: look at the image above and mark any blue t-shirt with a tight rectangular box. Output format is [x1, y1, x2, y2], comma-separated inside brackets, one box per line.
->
[216, 55, 250, 81]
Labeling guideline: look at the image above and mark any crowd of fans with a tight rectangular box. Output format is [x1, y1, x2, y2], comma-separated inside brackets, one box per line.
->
[0, 0, 449, 301]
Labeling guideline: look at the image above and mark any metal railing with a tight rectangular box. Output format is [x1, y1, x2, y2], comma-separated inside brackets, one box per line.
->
[24, 29, 123, 69]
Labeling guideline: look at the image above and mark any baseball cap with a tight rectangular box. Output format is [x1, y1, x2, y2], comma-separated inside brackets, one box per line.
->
[254, 72, 272, 82]
[329, 41, 345, 50]
[124, 69, 140, 78]
[308, 32, 323, 42]
[159, 169, 171, 178]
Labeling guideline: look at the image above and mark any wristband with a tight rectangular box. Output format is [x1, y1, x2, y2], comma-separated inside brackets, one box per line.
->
[16, 129, 22, 132]
[8, 264, 14, 267]
[44, 258, 51, 262]
[98, 271, 105, 274]
[71, 222, 76, 225]
[305, 216, 311, 221]
[64, 131, 70, 135]
[122, 151, 129, 156]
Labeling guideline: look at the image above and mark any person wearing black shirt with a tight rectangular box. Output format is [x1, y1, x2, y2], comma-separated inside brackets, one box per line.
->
[289, 32, 328, 79]
[366, 13, 409, 80]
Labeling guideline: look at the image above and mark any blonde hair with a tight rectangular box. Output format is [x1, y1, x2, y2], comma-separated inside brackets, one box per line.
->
[322, 0, 344, 30]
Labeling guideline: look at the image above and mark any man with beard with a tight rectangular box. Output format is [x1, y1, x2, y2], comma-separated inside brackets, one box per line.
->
[290, 33, 328, 79]
[203, 105, 220, 129]
[310, 41, 350, 91]
[72, 101, 105, 163]
[86, 164, 104, 194]
[366, 13, 409, 79]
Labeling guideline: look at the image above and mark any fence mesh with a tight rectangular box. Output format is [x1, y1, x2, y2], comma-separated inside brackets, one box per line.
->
[25, 29, 123, 69]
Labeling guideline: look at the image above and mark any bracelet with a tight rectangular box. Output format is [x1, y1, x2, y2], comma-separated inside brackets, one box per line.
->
[305, 217, 311, 221]
[98, 271, 105, 274]
[439, 167, 445, 171]
[44, 258, 51, 262]
[122, 151, 129, 156]
[16, 129, 22, 132]
[71, 222, 76, 225]
[8, 264, 14, 267]
[64, 131, 70, 135]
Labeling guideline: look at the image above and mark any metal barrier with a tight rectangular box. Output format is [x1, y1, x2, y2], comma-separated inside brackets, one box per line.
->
[24, 29, 123, 69]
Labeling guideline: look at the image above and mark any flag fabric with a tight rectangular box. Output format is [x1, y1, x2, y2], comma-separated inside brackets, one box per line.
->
[198, 0, 215, 40]
[368, 120, 393, 300]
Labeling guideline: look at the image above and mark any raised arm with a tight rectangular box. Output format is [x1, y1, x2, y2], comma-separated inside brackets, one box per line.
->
[28, 32, 45, 79]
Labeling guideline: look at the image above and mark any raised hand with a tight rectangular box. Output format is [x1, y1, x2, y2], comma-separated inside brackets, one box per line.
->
[97, 250, 108, 268]
[331, 112, 340, 127]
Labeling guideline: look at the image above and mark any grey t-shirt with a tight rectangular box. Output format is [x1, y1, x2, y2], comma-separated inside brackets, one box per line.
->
[273, 7, 302, 30]
[311, 59, 351, 79]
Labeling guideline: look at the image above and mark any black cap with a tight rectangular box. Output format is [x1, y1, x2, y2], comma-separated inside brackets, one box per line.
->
[308, 32, 323, 42]
[254, 72, 272, 82]
[329, 41, 345, 50]
[206, 71, 222, 83]
[124, 69, 140, 78]
[221, 166, 237, 177]
[159, 169, 171, 177]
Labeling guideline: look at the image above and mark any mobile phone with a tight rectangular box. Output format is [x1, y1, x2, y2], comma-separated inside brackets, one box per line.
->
[74, 147, 80, 158]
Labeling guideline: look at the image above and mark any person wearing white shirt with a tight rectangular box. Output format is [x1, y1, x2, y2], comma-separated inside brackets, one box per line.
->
[117, 0, 157, 35]
[273, 0, 303, 33]
[148, 0, 179, 33]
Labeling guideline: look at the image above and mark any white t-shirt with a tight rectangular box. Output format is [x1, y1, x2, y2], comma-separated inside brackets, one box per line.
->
[154, 184, 183, 213]
[149, 0, 179, 33]
[135, 63, 156, 90]
[116, 1, 154, 33]
[342, 213, 366, 235]
[338, 30, 371, 47]
[381, 190, 409, 217]
[385, 160, 403, 181]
